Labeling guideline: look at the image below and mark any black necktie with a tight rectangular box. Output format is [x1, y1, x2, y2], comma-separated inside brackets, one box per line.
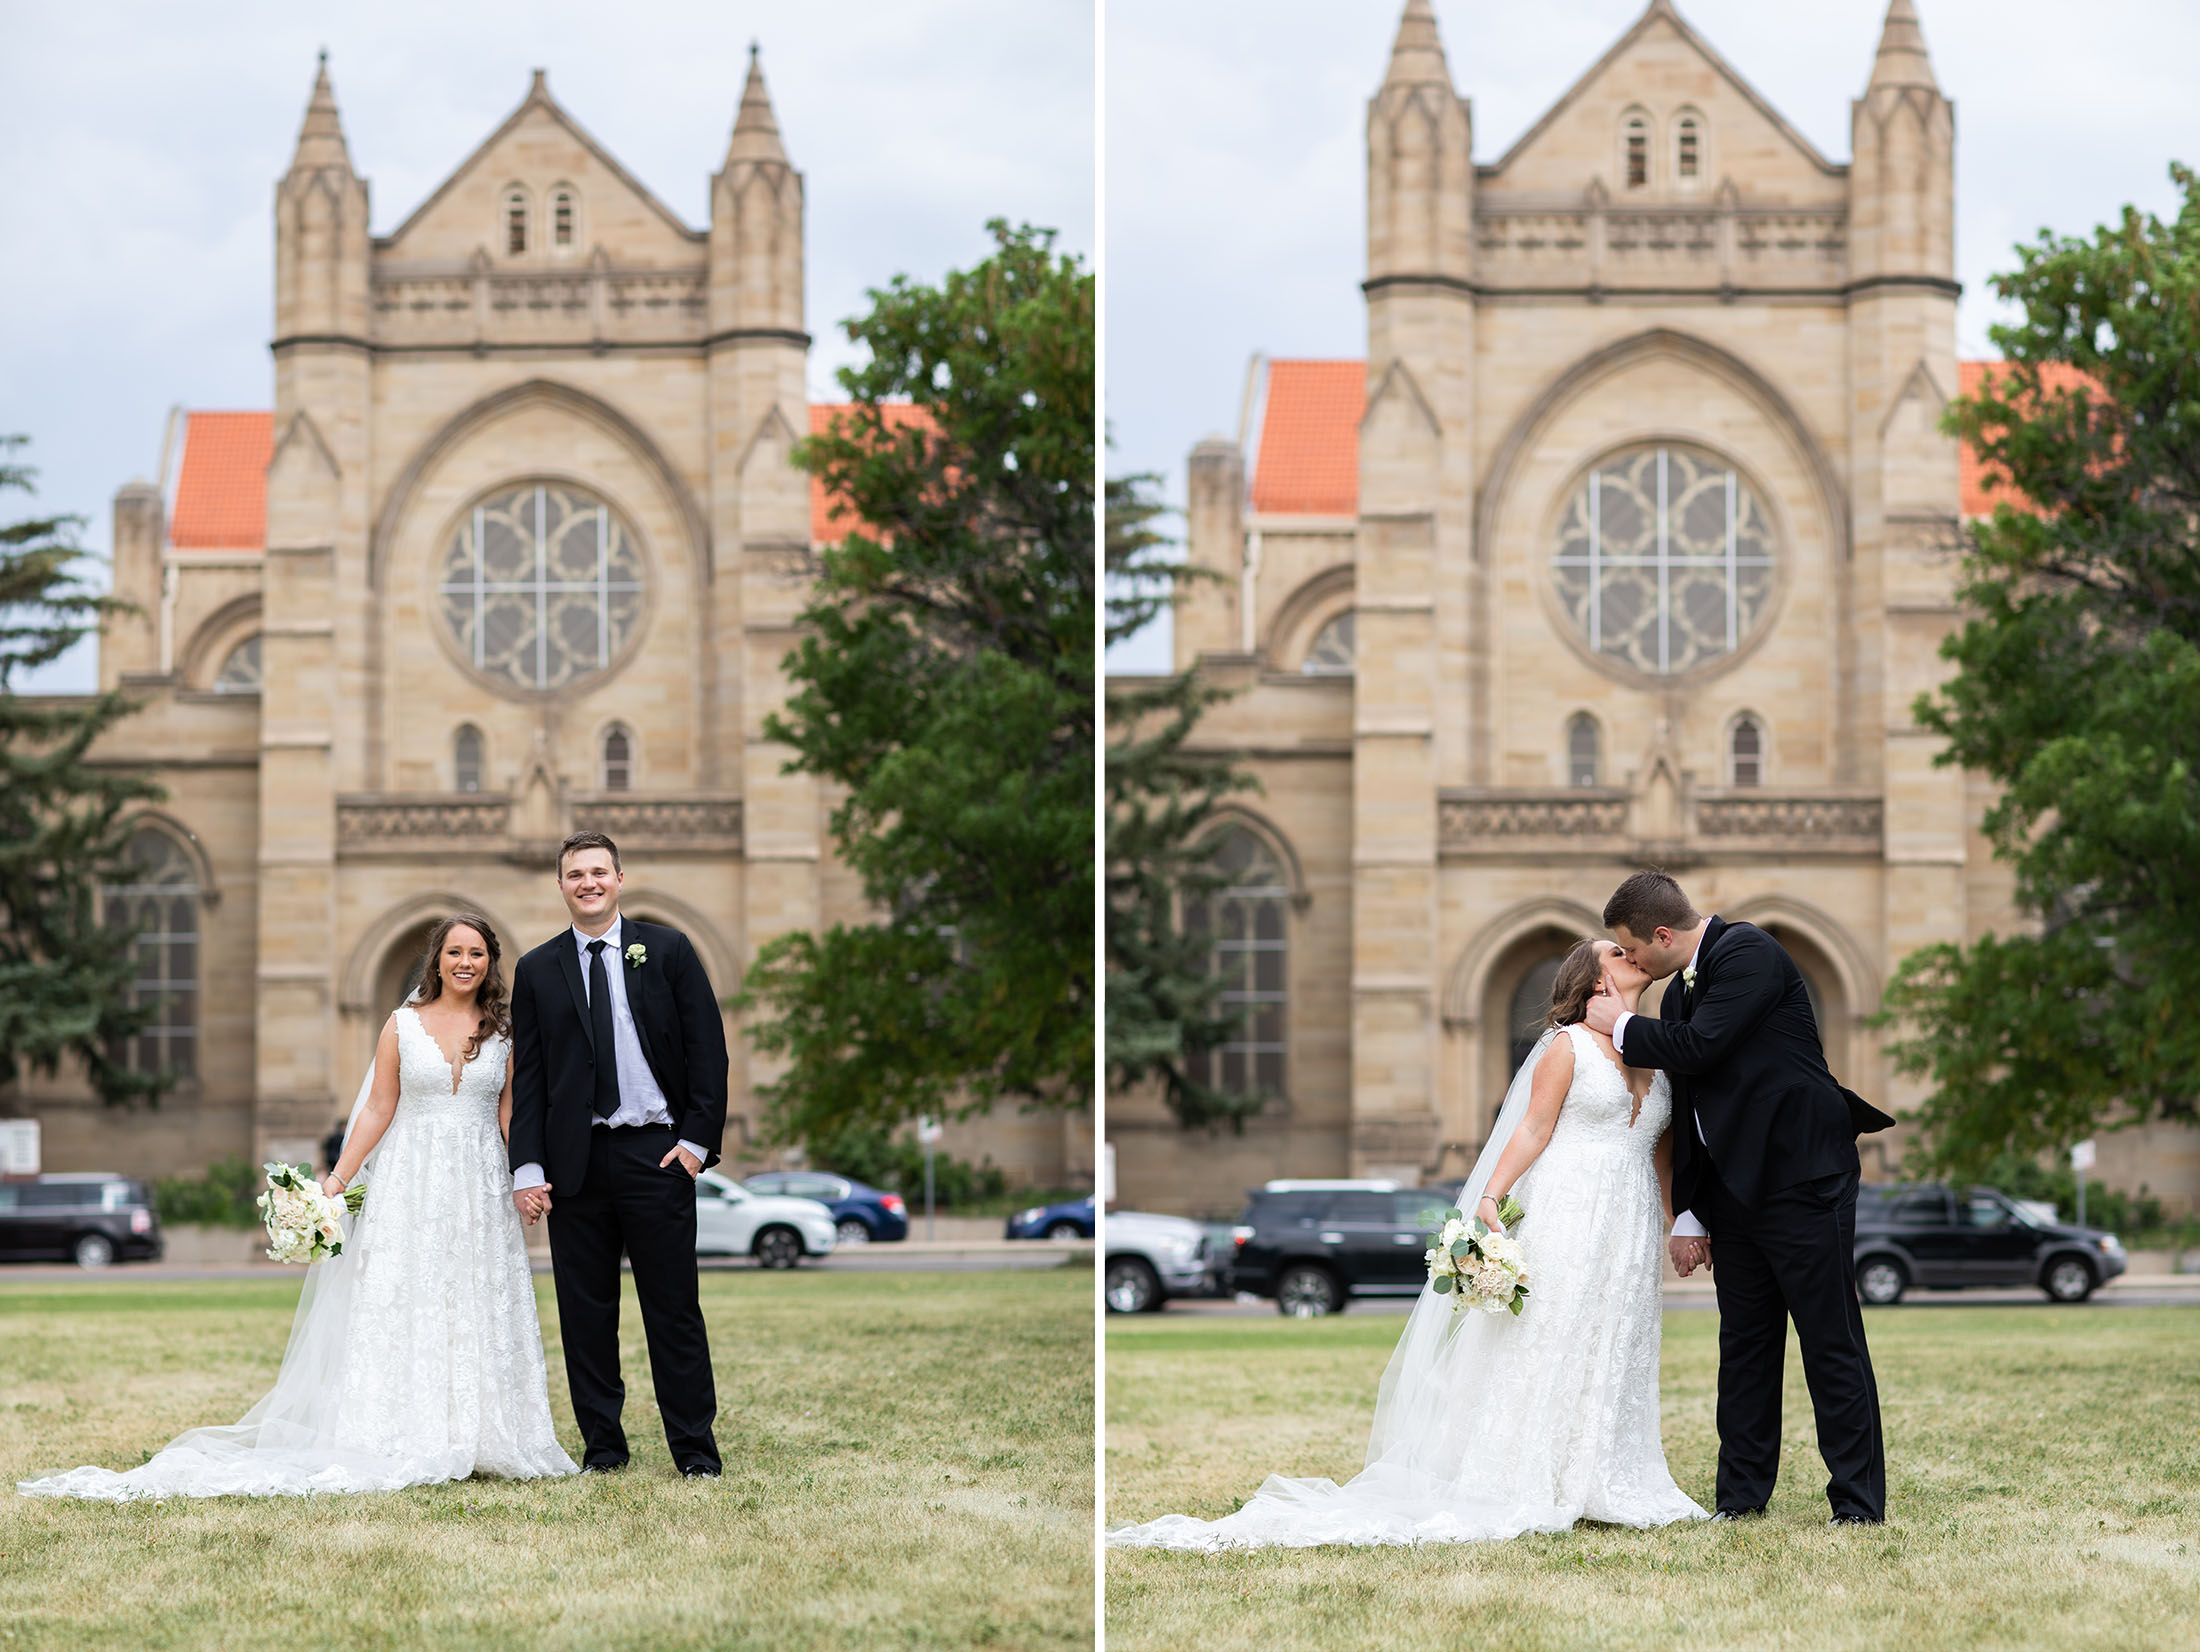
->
[587, 939, 621, 1119]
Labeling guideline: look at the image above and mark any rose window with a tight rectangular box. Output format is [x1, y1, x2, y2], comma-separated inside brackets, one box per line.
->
[439, 482, 643, 693]
[1552, 445, 1775, 676]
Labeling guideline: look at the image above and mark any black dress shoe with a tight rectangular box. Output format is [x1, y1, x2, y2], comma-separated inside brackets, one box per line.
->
[1828, 1513, 1883, 1527]
[679, 1463, 721, 1480]
[581, 1456, 628, 1474]
[1710, 1506, 1766, 1522]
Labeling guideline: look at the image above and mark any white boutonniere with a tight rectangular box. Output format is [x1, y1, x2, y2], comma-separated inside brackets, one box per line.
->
[625, 942, 647, 969]
[1681, 965, 1698, 987]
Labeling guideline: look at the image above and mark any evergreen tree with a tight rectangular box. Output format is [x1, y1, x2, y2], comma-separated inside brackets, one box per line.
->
[1878, 165, 2200, 1171]
[0, 437, 165, 1108]
[735, 223, 1093, 1141]
[1103, 468, 1259, 1129]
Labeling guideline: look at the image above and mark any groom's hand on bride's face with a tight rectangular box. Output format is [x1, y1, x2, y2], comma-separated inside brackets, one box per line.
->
[1582, 986, 1621, 1038]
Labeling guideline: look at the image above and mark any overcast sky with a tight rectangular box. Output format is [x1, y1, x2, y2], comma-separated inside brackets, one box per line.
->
[0, 0, 1093, 693]
[1105, 0, 2200, 672]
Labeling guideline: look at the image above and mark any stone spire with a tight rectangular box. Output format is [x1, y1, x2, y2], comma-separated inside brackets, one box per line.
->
[1867, 0, 1938, 91]
[289, 51, 353, 174]
[725, 42, 788, 166]
[1382, 0, 1453, 90]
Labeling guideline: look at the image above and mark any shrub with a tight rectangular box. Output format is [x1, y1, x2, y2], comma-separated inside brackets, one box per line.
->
[801, 1121, 1008, 1208]
[1975, 1149, 2164, 1234]
[153, 1157, 262, 1230]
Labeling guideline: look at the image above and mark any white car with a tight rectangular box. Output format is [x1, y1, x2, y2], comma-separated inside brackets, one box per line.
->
[694, 1171, 837, 1269]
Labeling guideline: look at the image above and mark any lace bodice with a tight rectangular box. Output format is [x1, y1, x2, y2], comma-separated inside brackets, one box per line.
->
[391, 1006, 507, 1120]
[1543, 1022, 1671, 1152]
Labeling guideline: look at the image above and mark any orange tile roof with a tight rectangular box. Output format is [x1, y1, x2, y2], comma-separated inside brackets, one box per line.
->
[1249, 360, 1362, 517]
[168, 412, 272, 549]
[807, 401, 932, 545]
[1247, 358, 2086, 523]
[1956, 360, 2098, 519]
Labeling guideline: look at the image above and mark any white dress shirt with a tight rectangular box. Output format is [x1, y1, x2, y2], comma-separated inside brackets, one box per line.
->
[512, 914, 708, 1192]
[1612, 925, 1712, 1240]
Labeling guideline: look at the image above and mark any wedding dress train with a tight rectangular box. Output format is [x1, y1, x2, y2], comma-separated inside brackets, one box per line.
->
[19, 1008, 578, 1500]
[1108, 1024, 1707, 1549]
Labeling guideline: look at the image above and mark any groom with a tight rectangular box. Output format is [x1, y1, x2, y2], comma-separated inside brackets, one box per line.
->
[1582, 869, 1893, 1525]
[508, 830, 728, 1477]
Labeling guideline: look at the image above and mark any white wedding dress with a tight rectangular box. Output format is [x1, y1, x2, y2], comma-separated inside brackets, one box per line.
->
[19, 1008, 578, 1500]
[1108, 1024, 1707, 1549]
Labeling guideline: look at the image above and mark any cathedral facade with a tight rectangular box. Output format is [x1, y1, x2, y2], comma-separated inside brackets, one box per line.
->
[25, 54, 1090, 1191]
[1109, 0, 2198, 1216]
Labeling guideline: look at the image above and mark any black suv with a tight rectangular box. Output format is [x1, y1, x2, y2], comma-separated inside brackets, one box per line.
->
[1229, 1183, 1453, 1316]
[1853, 1183, 2126, 1304]
[0, 1174, 164, 1269]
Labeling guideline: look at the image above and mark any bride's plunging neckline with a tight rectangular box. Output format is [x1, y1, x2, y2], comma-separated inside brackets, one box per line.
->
[1574, 1024, 1651, 1128]
[405, 1006, 480, 1095]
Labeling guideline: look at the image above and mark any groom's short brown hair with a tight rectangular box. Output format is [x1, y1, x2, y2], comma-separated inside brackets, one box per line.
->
[556, 830, 622, 874]
[1603, 869, 1698, 936]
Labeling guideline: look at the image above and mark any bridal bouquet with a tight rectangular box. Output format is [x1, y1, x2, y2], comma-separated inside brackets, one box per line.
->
[1426, 1194, 1530, 1316]
[257, 1163, 363, 1265]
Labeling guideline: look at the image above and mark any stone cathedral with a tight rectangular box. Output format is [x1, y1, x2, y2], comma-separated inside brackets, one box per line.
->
[1109, 0, 2197, 1215]
[25, 54, 1089, 1192]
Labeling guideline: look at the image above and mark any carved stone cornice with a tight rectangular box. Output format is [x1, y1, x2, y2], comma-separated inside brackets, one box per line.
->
[1437, 788, 1884, 860]
[335, 791, 743, 858]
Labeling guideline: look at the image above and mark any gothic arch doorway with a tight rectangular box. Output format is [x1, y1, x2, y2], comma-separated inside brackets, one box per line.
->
[1476, 925, 1583, 1141]
[372, 920, 441, 1018]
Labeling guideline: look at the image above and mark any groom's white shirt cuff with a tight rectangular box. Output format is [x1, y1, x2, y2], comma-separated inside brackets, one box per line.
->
[1671, 1209, 1708, 1238]
[511, 1141, 709, 1193]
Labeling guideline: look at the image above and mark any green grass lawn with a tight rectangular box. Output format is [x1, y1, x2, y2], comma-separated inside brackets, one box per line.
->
[0, 1265, 1093, 1651]
[1106, 1306, 2200, 1652]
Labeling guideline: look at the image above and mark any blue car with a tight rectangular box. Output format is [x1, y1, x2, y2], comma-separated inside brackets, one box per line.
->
[741, 1171, 908, 1245]
[1005, 1196, 1094, 1240]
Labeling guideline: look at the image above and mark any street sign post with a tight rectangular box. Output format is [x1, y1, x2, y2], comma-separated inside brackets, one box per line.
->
[2071, 1139, 2096, 1228]
[916, 1117, 943, 1241]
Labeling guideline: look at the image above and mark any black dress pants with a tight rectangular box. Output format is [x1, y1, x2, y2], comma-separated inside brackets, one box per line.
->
[1704, 1166, 1885, 1520]
[546, 1124, 720, 1473]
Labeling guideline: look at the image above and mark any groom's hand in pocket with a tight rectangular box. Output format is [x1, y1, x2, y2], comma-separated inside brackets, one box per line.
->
[661, 1145, 701, 1179]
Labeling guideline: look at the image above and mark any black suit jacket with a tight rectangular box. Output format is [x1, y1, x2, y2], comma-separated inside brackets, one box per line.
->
[507, 918, 729, 1195]
[1617, 917, 1891, 1214]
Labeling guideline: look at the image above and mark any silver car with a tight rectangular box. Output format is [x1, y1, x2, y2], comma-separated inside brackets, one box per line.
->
[694, 1172, 838, 1269]
[1104, 1210, 1213, 1313]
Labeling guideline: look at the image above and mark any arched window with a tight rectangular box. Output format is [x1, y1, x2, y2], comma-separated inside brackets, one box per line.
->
[453, 724, 484, 793]
[601, 725, 633, 792]
[1509, 951, 1568, 1076]
[551, 187, 576, 249]
[103, 828, 198, 1079]
[1675, 114, 1703, 184]
[212, 635, 262, 694]
[1567, 713, 1600, 788]
[1623, 114, 1650, 189]
[1184, 829, 1289, 1102]
[503, 188, 529, 256]
[1730, 715, 1763, 787]
[1301, 611, 1355, 676]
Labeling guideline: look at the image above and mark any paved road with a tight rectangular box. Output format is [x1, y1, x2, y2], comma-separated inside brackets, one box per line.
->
[1145, 1281, 2200, 1318]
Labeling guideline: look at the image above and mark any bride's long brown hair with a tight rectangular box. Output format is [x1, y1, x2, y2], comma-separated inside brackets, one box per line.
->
[412, 912, 511, 1062]
[1543, 936, 1615, 1030]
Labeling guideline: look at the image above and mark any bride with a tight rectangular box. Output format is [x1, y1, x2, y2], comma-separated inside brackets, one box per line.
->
[20, 914, 578, 1500]
[1108, 938, 1708, 1549]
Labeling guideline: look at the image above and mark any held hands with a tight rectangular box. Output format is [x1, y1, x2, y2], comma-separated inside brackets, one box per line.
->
[661, 1144, 702, 1179]
[1668, 1235, 1712, 1276]
[513, 1186, 552, 1226]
